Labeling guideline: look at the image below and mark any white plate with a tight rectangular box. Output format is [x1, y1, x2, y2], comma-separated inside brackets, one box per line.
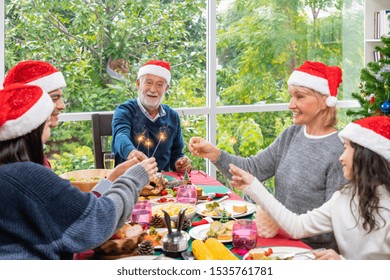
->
[196, 200, 256, 219]
[243, 246, 311, 260]
[152, 203, 197, 220]
[149, 195, 177, 205]
[146, 228, 191, 249]
[188, 224, 232, 243]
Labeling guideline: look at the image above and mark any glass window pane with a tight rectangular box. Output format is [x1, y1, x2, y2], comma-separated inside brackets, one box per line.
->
[5, 0, 207, 113]
[216, 0, 364, 105]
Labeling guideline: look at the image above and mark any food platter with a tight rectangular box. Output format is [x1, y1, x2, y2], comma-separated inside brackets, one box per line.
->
[149, 195, 177, 205]
[196, 200, 256, 219]
[243, 246, 312, 260]
[188, 224, 232, 243]
[60, 169, 111, 192]
[152, 203, 197, 220]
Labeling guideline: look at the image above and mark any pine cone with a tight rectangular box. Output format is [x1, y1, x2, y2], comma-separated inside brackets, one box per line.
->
[175, 217, 192, 231]
[137, 240, 155, 255]
[150, 214, 166, 228]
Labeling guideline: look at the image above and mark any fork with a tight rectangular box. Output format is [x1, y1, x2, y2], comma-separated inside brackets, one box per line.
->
[277, 248, 326, 260]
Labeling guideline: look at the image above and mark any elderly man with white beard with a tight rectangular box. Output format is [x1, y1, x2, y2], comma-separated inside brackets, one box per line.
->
[112, 60, 191, 172]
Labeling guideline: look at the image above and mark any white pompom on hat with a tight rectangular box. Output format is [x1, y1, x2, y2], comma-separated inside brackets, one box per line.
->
[137, 60, 171, 85]
[287, 61, 342, 107]
[339, 116, 390, 162]
[3, 60, 66, 93]
[0, 84, 54, 141]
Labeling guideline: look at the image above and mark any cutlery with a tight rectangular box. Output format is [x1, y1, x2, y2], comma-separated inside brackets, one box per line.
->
[216, 195, 229, 203]
[277, 248, 326, 260]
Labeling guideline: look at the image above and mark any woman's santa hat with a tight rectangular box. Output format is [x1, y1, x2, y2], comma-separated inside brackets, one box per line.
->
[0, 84, 54, 141]
[137, 60, 171, 85]
[287, 61, 342, 107]
[3, 60, 66, 93]
[339, 116, 390, 162]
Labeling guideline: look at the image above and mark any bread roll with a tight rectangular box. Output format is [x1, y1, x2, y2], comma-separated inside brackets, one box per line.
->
[232, 204, 248, 214]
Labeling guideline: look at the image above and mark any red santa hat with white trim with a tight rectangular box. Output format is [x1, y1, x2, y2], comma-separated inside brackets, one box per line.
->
[287, 61, 342, 107]
[137, 60, 171, 85]
[0, 84, 54, 141]
[339, 116, 390, 162]
[2, 60, 66, 93]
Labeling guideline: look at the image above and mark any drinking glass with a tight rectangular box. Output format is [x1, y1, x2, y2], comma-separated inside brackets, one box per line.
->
[176, 184, 197, 204]
[232, 219, 258, 255]
[130, 200, 152, 229]
[103, 152, 115, 169]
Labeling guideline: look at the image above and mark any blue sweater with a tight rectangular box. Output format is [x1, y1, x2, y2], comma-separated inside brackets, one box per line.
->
[112, 99, 185, 171]
[0, 162, 149, 259]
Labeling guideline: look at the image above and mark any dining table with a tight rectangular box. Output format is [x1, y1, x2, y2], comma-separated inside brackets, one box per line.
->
[75, 170, 311, 260]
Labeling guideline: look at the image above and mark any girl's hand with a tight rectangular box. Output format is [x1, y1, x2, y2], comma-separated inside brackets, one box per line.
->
[313, 249, 342, 260]
[228, 164, 254, 190]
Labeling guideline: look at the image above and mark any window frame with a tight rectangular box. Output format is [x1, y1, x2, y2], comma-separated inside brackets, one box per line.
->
[0, 1, 360, 178]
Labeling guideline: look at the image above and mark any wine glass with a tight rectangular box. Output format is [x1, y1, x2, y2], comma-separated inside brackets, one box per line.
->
[131, 200, 152, 229]
[176, 184, 197, 204]
[103, 152, 115, 169]
[232, 219, 258, 256]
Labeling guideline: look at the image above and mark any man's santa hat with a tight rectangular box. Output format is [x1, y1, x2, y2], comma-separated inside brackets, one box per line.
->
[287, 61, 342, 107]
[3, 60, 66, 93]
[339, 116, 390, 162]
[0, 84, 54, 141]
[137, 60, 171, 85]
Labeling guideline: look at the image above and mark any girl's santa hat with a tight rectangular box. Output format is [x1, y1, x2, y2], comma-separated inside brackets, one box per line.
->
[287, 61, 342, 107]
[137, 60, 171, 85]
[3, 60, 66, 93]
[339, 116, 390, 162]
[0, 84, 54, 141]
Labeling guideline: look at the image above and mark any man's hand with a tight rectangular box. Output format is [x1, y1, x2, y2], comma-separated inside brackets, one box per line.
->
[189, 137, 221, 162]
[108, 158, 139, 182]
[175, 156, 192, 173]
[127, 149, 148, 161]
[228, 164, 254, 190]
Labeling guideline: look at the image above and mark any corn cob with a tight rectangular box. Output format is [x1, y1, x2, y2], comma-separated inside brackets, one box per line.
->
[192, 239, 214, 260]
[205, 238, 239, 260]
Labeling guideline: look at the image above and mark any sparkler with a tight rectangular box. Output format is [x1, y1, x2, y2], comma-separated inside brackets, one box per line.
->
[151, 131, 166, 158]
[136, 130, 146, 150]
[145, 138, 152, 157]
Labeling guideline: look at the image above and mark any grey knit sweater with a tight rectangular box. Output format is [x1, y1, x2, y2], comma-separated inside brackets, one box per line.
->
[214, 125, 347, 250]
[0, 162, 149, 259]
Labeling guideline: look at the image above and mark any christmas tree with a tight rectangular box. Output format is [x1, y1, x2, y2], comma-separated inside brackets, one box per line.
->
[347, 36, 390, 118]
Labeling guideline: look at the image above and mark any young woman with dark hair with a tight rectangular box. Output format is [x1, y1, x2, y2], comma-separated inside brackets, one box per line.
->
[0, 84, 157, 259]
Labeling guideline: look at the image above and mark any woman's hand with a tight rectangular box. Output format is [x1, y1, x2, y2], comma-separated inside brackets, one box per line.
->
[108, 158, 139, 182]
[189, 137, 221, 162]
[313, 249, 342, 260]
[228, 164, 254, 190]
[138, 157, 158, 180]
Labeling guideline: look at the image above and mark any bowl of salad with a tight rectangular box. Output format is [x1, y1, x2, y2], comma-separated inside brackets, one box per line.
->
[60, 169, 112, 192]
